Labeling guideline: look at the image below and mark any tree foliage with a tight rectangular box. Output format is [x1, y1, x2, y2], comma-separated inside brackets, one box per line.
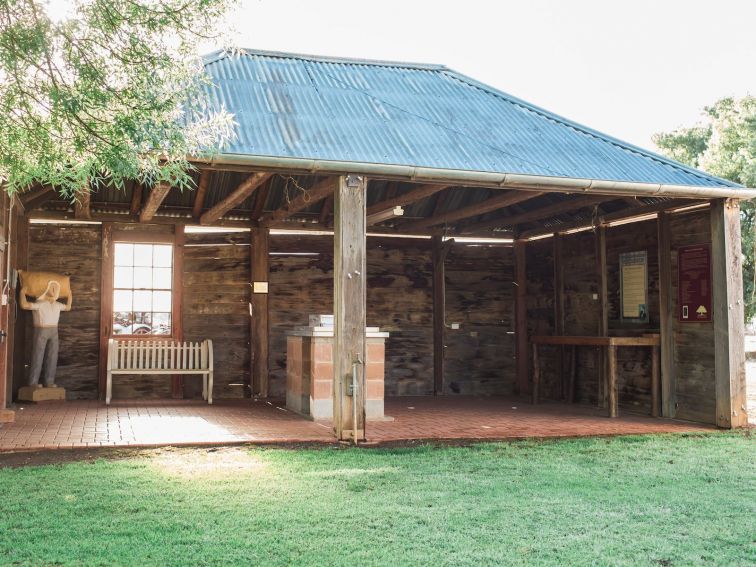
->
[654, 96, 756, 321]
[0, 0, 236, 198]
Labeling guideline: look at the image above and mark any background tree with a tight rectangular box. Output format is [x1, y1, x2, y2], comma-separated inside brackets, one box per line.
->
[0, 0, 236, 199]
[654, 95, 756, 321]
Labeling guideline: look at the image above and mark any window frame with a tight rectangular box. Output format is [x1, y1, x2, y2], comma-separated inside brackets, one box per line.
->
[106, 231, 182, 341]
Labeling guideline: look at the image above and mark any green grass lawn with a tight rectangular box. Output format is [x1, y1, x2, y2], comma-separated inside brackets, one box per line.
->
[0, 432, 754, 566]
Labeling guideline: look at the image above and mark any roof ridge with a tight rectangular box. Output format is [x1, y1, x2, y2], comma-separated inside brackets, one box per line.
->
[441, 68, 741, 188]
[202, 48, 447, 72]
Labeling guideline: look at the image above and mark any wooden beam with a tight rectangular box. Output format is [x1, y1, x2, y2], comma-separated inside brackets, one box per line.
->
[432, 236, 454, 395]
[172, 225, 185, 398]
[139, 182, 172, 223]
[250, 227, 270, 397]
[657, 211, 676, 418]
[711, 198, 748, 428]
[191, 171, 211, 219]
[519, 198, 697, 240]
[98, 223, 114, 399]
[261, 177, 336, 225]
[333, 174, 367, 441]
[318, 195, 334, 225]
[74, 186, 91, 220]
[200, 172, 270, 226]
[21, 186, 57, 210]
[402, 190, 544, 232]
[129, 183, 143, 218]
[251, 180, 271, 223]
[596, 224, 609, 409]
[365, 184, 447, 218]
[553, 233, 565, 399]
[514, 239, 529, 396]
[461, 195, 606, 234]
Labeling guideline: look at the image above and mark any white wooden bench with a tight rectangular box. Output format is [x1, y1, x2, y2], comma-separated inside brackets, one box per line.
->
[106, 339, 213, 405]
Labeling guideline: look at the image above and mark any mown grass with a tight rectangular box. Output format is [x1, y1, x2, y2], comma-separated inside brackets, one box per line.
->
[0, 432, 754, 566]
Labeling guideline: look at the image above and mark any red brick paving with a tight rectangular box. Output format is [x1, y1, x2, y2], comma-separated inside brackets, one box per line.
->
[0, 396, 714, 452]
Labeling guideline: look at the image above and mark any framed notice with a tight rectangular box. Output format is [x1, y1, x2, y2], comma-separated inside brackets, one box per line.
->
[678, 244, 712, 323]
[620, 251, 648, 323]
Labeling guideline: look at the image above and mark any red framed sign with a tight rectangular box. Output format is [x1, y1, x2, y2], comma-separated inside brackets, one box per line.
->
[678, 243, 712, 323]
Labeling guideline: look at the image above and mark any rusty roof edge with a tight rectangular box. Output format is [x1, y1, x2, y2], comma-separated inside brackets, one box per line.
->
[194, 154, 756, 200]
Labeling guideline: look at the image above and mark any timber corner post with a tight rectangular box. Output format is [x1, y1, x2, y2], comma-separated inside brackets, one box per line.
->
[333, 174, 367, 442]
[514, 239, 529, 397]
[250, 226, 270, 398]
[710, 198, 748, 428]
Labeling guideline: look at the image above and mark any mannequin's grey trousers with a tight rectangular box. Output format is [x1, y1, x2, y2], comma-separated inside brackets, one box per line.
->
[28, 326, 59, 386]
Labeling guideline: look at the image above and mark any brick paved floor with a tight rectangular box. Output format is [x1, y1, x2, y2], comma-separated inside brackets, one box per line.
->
[0, 396, 714, 452]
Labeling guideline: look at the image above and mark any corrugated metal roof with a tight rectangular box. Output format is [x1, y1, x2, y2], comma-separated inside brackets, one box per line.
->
[202, 48, 738, 189]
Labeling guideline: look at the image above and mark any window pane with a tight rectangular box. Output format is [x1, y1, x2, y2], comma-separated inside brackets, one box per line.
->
[113, 312, 132, 335]
[151, 313, 171, 335]
[114, 243, 133, 267]
[114, 267, 133, 289]
[113, 290, 132, 312]
[153, 245, 172, 267]
[131, 313, 152, 334]
[153, 268, 172, 290]
[133, 267, 153, 289]
[133, 290, 152, 311]
[133, 244, 153, 267]
[153, 290, 172, 312]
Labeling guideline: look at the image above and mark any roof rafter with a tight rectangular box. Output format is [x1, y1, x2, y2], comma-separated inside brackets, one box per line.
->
[200, 171, 271, 226]
[140, 182, 172, 223]
[460, 195, 607, 234]
[192, 170, 211, 219]
[365, 184, 448, 226]
[401, 189, 544, 232]
[261, 177, 336, 225]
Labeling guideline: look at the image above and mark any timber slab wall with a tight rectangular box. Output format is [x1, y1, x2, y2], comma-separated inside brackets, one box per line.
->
[21, 226, 515, 400]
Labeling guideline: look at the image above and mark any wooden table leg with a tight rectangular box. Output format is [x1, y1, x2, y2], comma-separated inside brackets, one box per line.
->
[569, 345, 576, 403]
[651, 345, 660, 418]
[607, 345, 618, 418]
[531, 343, 540, 404]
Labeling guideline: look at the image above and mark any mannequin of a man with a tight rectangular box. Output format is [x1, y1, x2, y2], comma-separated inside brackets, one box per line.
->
[19, 281, 73, 388]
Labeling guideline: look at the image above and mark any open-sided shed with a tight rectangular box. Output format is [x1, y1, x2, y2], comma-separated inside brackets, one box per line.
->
[0, 49, 751, 440]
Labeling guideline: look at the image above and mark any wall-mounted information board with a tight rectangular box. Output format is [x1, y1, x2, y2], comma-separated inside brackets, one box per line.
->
[678, 244, 712, 323]
[620, 251, 648, 323]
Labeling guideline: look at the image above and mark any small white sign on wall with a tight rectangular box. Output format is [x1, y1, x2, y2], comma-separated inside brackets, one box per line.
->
[253, 281, 269, 294]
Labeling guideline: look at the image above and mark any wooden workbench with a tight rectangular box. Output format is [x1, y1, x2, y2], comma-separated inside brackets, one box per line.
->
[530, 335, 660, 418]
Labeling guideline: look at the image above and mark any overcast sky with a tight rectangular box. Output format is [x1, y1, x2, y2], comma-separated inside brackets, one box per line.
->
[209, 0, 755, 152]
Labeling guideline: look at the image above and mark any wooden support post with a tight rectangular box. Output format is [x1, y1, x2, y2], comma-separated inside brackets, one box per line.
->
[98, 223, 114, 399]
[651, 345, 660, 418]
[333, 174, 367, 441]
[657, 212, 676, 417]
[514, 239, 529, 396]
[607, 345, 618, 418]
[250, 227, 270, 397]
[568, 345, 577, 403]
[596, 225, 609, 409]
[553, 233, 565, 399]
[531, 343, 540, 404]
[710, 199, 748, 428]
[172, 225, 185, 398]
[432, 236, 454, 395]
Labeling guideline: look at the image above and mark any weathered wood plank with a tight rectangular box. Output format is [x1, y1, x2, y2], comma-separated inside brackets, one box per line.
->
[514, 239, 529, 395]
[262, 177, 336, 225]
[710, 199, 748, 428]
[657, 211, 676, 417]
[251, 227, 270, 397]
[365, 184, 447, 218]
[200, 172, 271, 226]
[191, 171, 211, 219]
[139, 182, 172, 223]
[333, 175, 367, 441]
